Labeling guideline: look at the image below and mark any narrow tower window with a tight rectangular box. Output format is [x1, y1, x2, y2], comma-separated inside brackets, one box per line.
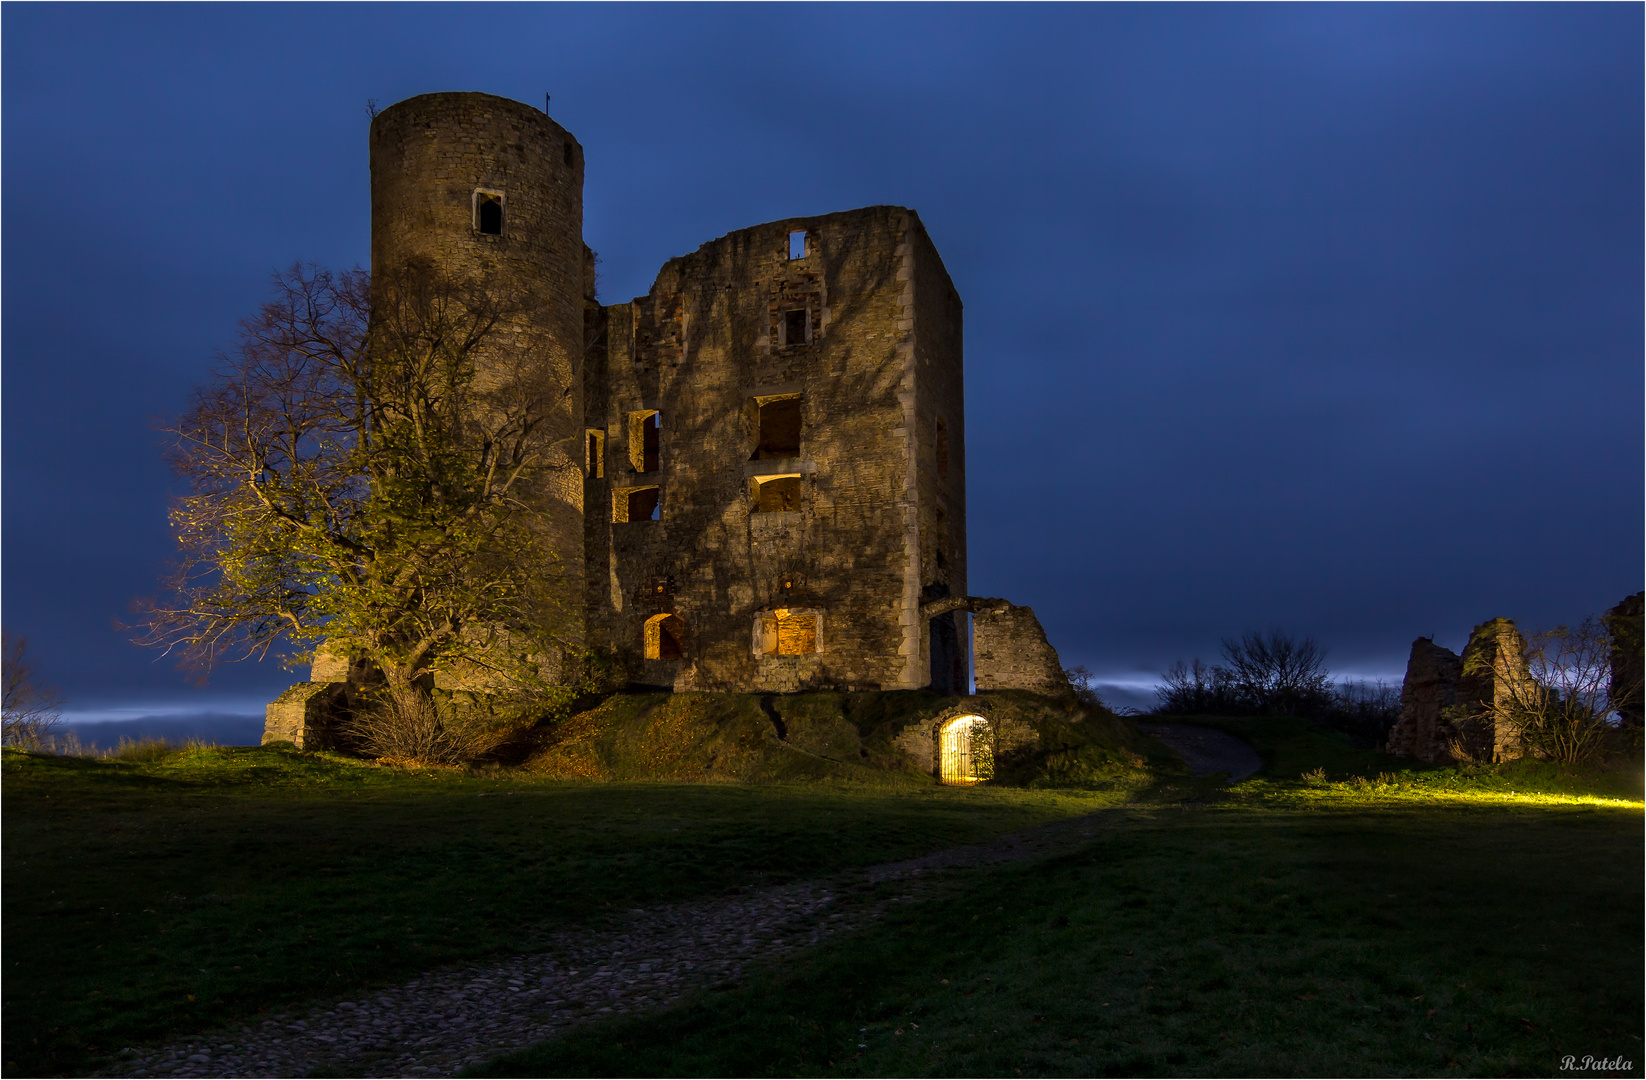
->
[935, 418, 949, 479]
[474, 190, 504, 236]
[789, 230, 807, 259]
[628, 410, 661, 473]
[585, 429, 605, 478]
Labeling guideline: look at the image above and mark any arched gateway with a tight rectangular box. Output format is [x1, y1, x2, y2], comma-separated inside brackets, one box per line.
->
[938, 714, 991, 785]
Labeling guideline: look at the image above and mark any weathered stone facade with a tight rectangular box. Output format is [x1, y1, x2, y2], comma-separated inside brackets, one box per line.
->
[584, 205, 967, 692]
[1386, 617, 1535, 763]
[263, 90, 1077, 746]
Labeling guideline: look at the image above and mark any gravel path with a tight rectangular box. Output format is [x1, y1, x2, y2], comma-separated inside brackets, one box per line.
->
[1136, 722, 1263, 781]
[101, 812, 1112, 1079]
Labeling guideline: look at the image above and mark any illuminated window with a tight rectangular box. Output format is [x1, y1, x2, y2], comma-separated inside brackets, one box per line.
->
[783, 308, 809, 347]
[628, 410, 660, 473]
[939, 715, 991, 785]
[613, 486, 660, 522]
[751, 396, 801, 460]
[644, 614, 685, 660]
[789, 230, 807, 259]
[474, 190, 504, 236]
[586, 429, 605, 478]
[757, 608, 821, 656]
[753, 475, 801, 513]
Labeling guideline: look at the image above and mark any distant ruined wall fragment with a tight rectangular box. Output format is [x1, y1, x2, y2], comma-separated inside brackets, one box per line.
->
[1455, 617, 1535, 763]
[262, 682, 346, 750]
[1604, 591, 1644, 725]
[1386, 637, 1462, 763]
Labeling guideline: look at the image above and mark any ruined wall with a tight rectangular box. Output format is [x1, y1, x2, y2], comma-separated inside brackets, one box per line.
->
[972, 604, 1070, 696]
[1387, 618, 1535, 763]
[1605, 591, 1644, 725]
[1456, 617, 1535, 762]
[583, 207, 962, 692]
[1385, 637, 1462, 762]
[369, 92, 586, 648]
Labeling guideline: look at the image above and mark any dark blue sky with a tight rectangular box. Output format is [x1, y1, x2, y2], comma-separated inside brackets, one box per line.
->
[4, 3, 1640, 719]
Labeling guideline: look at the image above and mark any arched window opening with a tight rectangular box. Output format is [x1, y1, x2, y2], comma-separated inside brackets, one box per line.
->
[753, 474, 802, 513]
[475, 191, 504, 236]
[644, 614, 685, 661]
[939, 715, 992, 785]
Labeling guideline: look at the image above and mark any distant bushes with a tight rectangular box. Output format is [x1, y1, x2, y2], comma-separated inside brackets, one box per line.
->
[1155, 630, 1401, 744]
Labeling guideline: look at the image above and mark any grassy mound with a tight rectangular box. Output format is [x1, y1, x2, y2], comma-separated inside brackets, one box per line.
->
[519, 690, 1158, 788]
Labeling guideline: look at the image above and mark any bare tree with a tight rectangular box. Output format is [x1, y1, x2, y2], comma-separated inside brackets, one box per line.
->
[2, 631, 61, 749]
[135, 261, 579, 760]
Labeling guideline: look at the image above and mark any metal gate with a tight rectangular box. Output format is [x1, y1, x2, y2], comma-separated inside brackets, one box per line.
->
[939, 716, 989, 784]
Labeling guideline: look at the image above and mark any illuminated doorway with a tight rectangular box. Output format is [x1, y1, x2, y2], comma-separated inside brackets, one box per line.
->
[939, 715, 991, 785]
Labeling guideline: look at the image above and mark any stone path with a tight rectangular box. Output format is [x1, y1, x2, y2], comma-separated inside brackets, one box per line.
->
[102, 813, 1112, 1079]
[1136, 722, 1263, 781]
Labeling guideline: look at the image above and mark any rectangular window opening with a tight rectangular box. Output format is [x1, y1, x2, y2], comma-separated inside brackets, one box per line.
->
[474, 190, 504, 236]
[627, 410, 660, 473]
[585, 429, 605, 478]
[935, 418, 950, 479]
[614, 486, 661, 523]
[751, 396, 802, 460]
[788, 230, 807, 260]
[753, 475, 802, 514]
[783, 308, 809, 347]
[776, 611, 817, 655]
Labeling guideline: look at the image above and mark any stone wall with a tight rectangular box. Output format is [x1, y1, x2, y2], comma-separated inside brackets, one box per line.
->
[263, 682, 346, 750]
[582, 206, 965, 692]
[1605, 591, 1643, 725]
[1387, 617, 1535, 763]
[369, 91, 587, 648]
[972, 604, 1070, 696]
[1385, 637, 1462, 762]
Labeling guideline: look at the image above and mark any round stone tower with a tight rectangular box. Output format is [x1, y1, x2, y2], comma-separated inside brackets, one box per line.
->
[369, 91, 586, 655]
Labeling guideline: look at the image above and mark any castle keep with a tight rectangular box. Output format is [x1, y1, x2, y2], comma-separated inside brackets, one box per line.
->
[264, 90, 1068, 746]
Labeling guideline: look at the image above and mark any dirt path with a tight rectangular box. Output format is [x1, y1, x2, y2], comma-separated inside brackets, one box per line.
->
[1135, 722, 1263, 781]
[102, 813, 1114, 1079]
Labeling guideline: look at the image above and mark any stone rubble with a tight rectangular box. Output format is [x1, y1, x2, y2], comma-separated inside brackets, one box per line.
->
[101, 813, 1110, 1079]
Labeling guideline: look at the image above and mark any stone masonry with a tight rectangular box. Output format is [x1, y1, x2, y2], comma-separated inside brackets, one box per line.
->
[1386, 617, 1535, 764]
[264, 90, 1077, 743]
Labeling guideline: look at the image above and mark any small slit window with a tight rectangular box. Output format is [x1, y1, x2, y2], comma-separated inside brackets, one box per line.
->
[753, 475, 802, 513]
[628, 410, 660, 473]
[789, 230, 807, 260]
[751, 396, 802, 460]
[563, 141, 575, 167]
[586, 429, 605, 478]
[935, 418, 949, 479]
[613, 486, 661, 522]
[644, 614, 685, 660]
[474, 190, 504, 236]
[783, 309, 809, 347]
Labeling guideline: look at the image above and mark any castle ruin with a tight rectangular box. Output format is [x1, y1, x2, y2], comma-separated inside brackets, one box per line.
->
[265, 91, 1067, 747]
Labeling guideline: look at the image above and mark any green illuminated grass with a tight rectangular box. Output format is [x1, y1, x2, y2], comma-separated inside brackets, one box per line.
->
[6, 708, 1641, 1078]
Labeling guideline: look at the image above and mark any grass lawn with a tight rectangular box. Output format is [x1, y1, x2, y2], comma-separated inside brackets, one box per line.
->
[6, 715, 1641, 1078]
[477, 721, 1644, 1079]
[1, 744, 1106, 1077]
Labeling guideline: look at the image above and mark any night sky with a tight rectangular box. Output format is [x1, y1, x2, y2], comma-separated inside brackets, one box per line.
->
[4, 4, 1640, 723]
